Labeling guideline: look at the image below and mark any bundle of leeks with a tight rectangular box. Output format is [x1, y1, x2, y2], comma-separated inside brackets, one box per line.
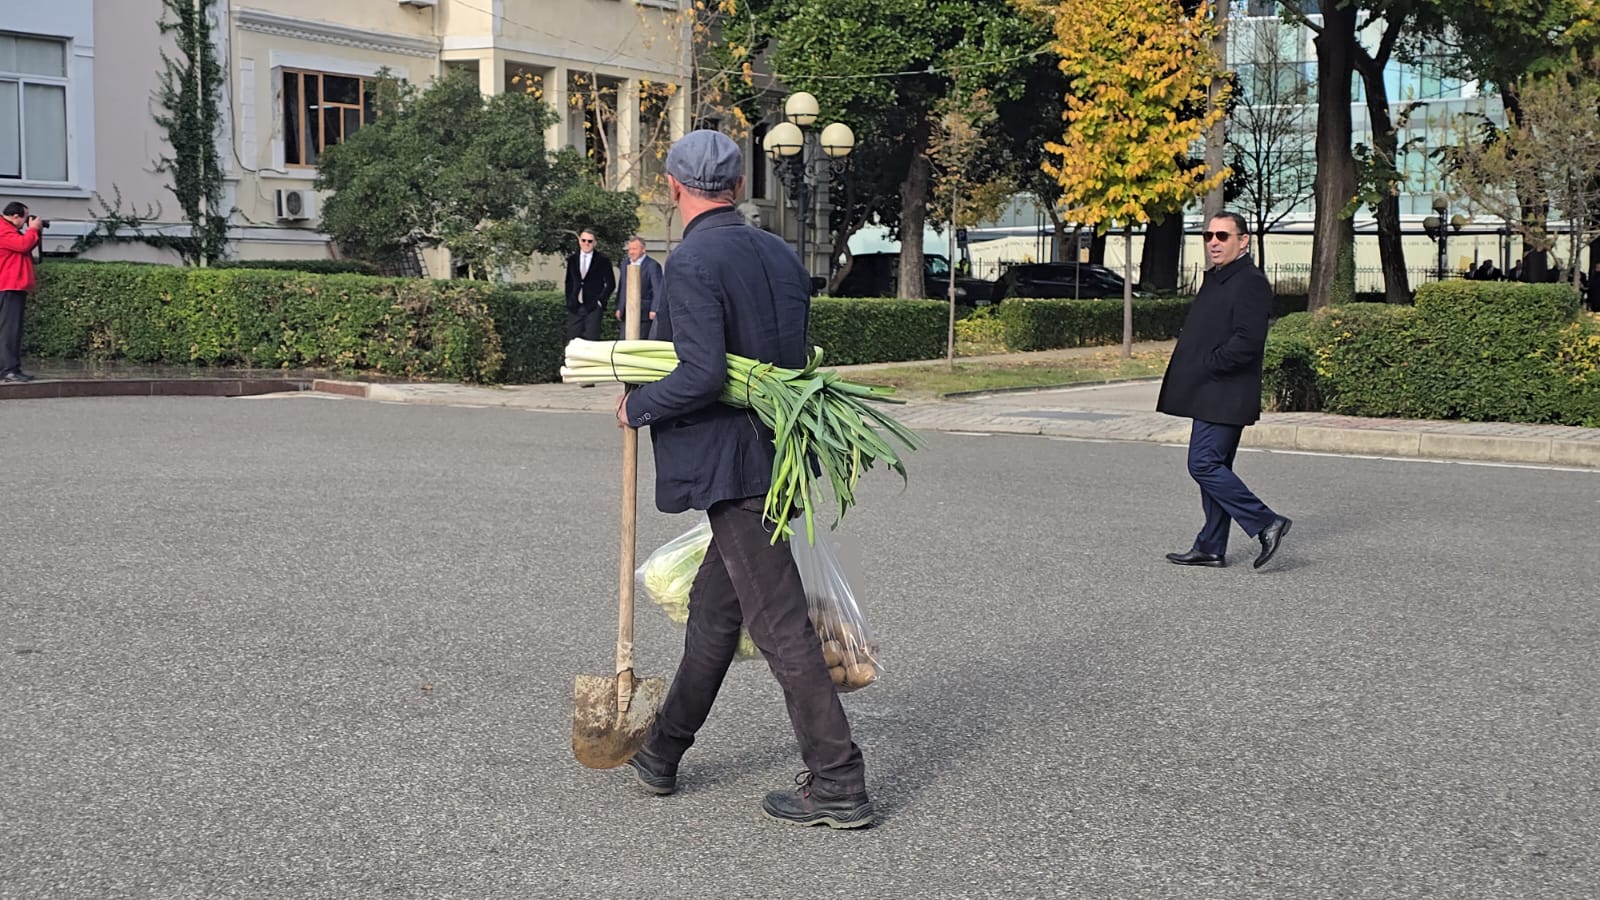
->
[562, 338, 920, 543]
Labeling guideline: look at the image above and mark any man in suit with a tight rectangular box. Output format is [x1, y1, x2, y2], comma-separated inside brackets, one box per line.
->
[565, 228, 615, 337]
[615, 130, 873, 829]
[1157, 211, 1292, 570]
[613, 235, 663, 336]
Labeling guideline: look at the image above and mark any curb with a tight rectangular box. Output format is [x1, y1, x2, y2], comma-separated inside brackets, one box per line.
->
[941, 376, 1164, 400]
[1240, 422, 1600, 468]
[301, 379, 1600, 471]
[1, 378, 312, 400]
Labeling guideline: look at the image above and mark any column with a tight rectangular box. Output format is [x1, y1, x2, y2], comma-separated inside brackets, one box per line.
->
[616, 77, 639, 191]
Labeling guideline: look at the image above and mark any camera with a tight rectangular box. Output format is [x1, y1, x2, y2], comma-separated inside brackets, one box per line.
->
[29, 216, 49, 228]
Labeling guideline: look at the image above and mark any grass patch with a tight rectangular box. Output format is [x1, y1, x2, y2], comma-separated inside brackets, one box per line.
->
[859, 348, 1171, 397]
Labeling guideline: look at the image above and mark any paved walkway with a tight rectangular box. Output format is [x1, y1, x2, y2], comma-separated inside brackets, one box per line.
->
[7, 345, 1599, 468]
[322, 344, 1600, 470]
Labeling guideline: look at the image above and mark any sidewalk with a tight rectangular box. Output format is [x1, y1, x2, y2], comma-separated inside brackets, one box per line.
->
[7, 349, 1599, 469]
[319, 350, 1600, 470]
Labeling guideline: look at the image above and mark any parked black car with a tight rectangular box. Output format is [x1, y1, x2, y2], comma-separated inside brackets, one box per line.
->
[832, 252, 998, 303]
[993, 262, 1139, 301]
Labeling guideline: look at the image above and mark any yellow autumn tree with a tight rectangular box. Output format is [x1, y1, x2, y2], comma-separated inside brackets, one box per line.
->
[1027, 0, 1228, 356]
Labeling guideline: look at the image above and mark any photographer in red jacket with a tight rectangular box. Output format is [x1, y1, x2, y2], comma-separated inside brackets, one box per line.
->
[0, 201, 44, 383]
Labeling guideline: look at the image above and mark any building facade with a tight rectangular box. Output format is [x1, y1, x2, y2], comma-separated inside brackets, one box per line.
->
[2, 0, 693, 267]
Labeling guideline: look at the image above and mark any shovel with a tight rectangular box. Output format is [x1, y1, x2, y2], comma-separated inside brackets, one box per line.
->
[572, 263, 668, 769]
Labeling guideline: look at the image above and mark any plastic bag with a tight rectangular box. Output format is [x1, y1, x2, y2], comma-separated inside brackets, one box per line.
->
[635, 520, 882, 690]
[636, 518, 762, 660]
[794, 534, 882, 693]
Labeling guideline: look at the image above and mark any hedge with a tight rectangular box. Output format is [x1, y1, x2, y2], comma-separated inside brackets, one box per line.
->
[211, 259, 380, 276]
[996, 297, 1192, 351]
[809, 297, 947, 364]
[1264, 282, 1600, 426]
[25, 264, 953, 384]
[1261, 311, 1320, 412]
[1306, 302, 1424, 417]
[28, 262, 504, 381]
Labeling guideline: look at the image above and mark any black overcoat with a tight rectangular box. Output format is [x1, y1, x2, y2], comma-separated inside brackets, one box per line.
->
[1156, 255, 1274, 426]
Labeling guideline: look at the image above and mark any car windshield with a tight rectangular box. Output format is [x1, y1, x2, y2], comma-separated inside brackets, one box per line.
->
[926, 256, 951, 277]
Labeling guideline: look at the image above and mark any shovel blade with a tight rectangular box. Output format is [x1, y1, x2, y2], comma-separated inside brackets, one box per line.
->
[571, 673, 668, 769]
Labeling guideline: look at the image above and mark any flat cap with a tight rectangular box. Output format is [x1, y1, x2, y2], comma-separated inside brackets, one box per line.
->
[665, 129, 743, 193]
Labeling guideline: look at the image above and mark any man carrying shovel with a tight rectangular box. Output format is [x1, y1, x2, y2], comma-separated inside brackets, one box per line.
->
[613, 130, 874, 829]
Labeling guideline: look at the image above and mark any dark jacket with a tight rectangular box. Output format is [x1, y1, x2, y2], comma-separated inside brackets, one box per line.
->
[623, 206, 811, 513]
[1156, 254, 1274, 426]
[565, 250, 616, 313]
[616, 254, 664, 321]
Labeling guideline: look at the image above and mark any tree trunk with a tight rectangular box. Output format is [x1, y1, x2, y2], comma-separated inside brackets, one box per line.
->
[1089, 231, 1108, 265]
[1139, 216, 1183, 291]
[1122, 230, 1134, 358]
[1202, 0, 1230, 222]
[1363, 93, 1410, 302]
[1355, 33, 1410, 303]
[897, 127, 932, 300]
[1309, 6, 1358, 311]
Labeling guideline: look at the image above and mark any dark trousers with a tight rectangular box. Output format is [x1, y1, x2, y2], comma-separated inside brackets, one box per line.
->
[0, 290, 25, 375]
[565, 306, 600, 341]
[648, 497, 867, 797]
[1188, 419, 1275, 555]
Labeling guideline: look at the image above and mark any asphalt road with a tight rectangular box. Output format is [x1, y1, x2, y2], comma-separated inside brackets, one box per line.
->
[2, 396, 1597, 900]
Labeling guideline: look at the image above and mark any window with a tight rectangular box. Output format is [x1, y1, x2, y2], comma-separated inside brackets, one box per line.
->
[0, 33, 69, 182]
[282, 69, 374, 166]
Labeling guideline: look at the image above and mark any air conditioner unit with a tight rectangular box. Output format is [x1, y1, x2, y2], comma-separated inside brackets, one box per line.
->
[398, 0, 437, 7]
[275, 189, 314, 221]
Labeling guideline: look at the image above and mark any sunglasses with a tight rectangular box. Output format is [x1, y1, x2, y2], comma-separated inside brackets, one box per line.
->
[579, 238, 595, 244]
[1202, 230, 1240, 243]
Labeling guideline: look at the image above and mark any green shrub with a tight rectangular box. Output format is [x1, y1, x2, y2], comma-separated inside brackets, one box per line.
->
[1548, 316, 1600, 426]
[1307, 302, 1422, 417]
[955, 304, 1006, 347]
[25, 262, 188, 361]
[1301, 283, 1600, 424]
[28, 262, 504, 381]
[211, 259, 380, 276]
[1405, 281, 1578, 421]
[1272, 292, 1388, 318]
[995, 297, 1191, 351]
[1261, 311, 1320, 412]
[505, 280, 559, 292]
[482, 289, 566, 383]
[809, 297, 946, 364]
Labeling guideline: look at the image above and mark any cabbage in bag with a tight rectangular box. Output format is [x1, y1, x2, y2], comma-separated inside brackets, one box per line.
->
[636, 520, 883, 690]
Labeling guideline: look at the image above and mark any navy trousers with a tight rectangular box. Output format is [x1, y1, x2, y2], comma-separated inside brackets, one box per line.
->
[647, 497, 867, 797]
[1187, 419, 1276, 556]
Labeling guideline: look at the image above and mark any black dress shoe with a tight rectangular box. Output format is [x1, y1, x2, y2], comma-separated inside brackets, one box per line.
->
[1253, 516, 1292, 569]
[1166, 549, 1226, 567]
[1, 371, 33, 383]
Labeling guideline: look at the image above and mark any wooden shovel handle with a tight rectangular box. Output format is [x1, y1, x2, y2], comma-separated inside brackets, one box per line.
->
[616, 259, 645, 711]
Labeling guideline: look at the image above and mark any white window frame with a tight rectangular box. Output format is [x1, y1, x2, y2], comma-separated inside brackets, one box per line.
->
[0, 1, 94, 194]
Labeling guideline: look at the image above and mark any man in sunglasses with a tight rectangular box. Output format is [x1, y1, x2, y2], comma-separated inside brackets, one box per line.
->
[1156, 212, 1292, 570]
[565, 229, 616, 388]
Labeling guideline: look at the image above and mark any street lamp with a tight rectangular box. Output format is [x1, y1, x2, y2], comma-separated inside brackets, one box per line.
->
[764, 91, 854, 287]
[1423, 194, 1450, 281]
